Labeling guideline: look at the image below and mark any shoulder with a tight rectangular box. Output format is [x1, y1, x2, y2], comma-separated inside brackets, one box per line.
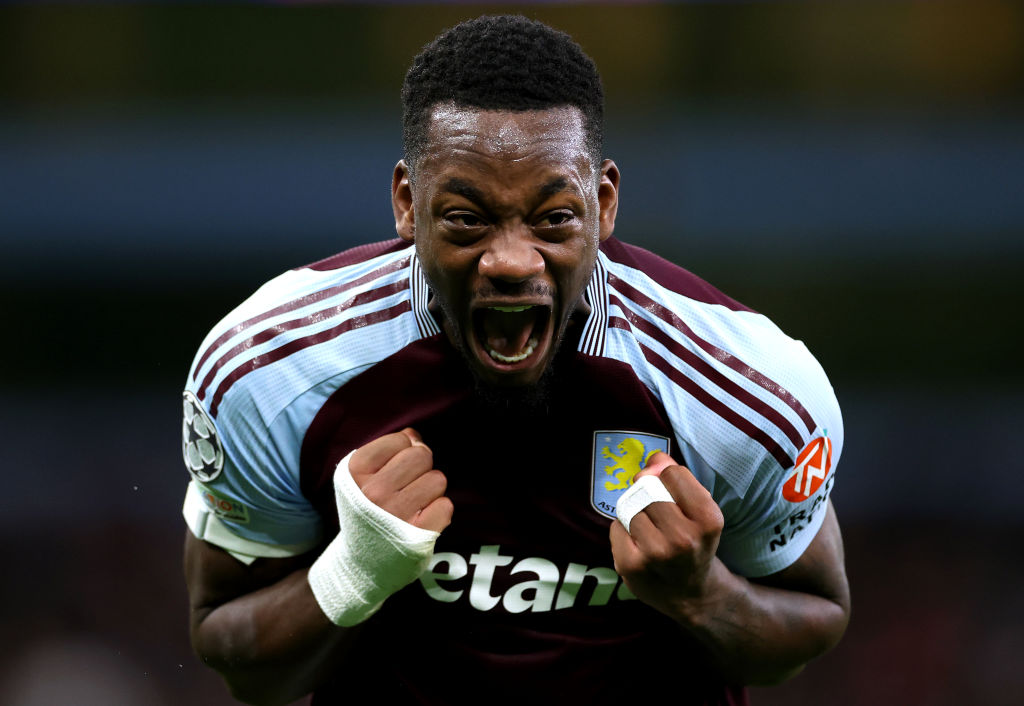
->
[184, 239, 434, 434]
[303, 238, 412, 272]
[599, 237, 752, 313]
[596, 238, 843, 498]
[180, 239, 439, 543]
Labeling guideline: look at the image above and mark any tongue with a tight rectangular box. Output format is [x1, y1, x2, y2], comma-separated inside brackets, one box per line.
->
[481, 308, 537, 357]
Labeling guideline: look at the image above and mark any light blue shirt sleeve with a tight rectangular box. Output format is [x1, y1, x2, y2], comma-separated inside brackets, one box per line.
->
[181, 385, 324, 558]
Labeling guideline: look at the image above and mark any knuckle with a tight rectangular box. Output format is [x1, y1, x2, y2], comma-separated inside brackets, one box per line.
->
[659, 526, 698, 558]
[438, 496, 454, 516]
[423, 469, 448, 495]
[400, 443, 434, 468]
[646, 539, 676, 565]
[705, 506, 725, 535]
[676, 535, 700, 557]
[359, 479, 387, 507]
[660, 465, 685, 483]
[347, 447, 372, 475]
[435, 497, 455, 526]
[694, 501, 724, 537]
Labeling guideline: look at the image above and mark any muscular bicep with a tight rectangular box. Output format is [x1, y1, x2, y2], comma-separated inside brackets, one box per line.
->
[750, 500, 850, 614]
[183, 531, 315, 634]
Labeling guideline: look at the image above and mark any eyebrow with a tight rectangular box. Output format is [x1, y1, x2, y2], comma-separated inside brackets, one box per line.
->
[539, 177, 571, 199]
[441, 178, 485, 203]
[441, 176, 576, 203]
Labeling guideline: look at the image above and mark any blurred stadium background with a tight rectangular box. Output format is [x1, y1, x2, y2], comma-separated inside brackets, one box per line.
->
[1, 3, 1021, 704]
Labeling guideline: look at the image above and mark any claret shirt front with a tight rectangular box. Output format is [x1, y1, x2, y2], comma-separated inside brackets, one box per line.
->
[181, 237, 842, 705]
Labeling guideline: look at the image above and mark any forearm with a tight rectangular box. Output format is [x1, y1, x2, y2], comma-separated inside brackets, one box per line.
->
[670, 558, 849, 685]
[611, 465, 850, 686]
[192, 568, 359, 706]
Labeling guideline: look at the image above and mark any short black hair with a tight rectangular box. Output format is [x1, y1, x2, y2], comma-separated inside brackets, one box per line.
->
[401, 15, 604, 176]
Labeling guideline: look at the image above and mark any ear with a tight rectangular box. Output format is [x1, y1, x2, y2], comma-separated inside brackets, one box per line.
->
[597, 159, 620, 242]
[392, 160, 416, 242]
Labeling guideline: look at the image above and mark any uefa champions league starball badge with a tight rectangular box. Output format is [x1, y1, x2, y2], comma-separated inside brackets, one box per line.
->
[182, 391, 225, 482]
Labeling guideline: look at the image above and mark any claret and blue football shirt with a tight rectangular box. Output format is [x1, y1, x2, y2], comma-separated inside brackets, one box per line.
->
[181, 237, 842, 704]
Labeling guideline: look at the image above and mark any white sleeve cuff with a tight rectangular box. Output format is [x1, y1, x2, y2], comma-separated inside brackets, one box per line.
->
[183, 481, 319, 564]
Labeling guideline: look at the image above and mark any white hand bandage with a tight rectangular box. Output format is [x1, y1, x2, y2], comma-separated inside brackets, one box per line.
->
[616, 475, 676, 534]
[308, 450, 440, 626]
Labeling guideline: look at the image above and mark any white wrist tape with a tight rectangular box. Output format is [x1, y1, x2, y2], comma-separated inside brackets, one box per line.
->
[308, 450, 440, 626]
[616, 475, 676, 534]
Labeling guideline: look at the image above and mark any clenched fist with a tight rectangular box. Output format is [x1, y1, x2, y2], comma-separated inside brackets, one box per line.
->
[307, 428, 453, 626]
[349, 428, 454, 533]
[609, 452, 724, 619]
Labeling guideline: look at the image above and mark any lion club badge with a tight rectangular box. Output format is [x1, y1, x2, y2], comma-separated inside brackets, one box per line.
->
[590, 431, 671, 520]
[182, 390, 225, 482]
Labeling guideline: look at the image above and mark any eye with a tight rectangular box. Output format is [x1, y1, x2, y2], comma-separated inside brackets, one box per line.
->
[536, 210, 577, 228]
[444, 211, 487, 229]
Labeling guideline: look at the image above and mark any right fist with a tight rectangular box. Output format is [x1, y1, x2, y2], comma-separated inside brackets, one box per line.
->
[348, 428, 453, 533]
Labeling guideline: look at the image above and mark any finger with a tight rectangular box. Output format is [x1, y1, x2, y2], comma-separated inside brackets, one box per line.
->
[412, 496, 454, 533]
[400, 427, 428, 448]
[615, 473, 696, 552]
[609, 518, 643, 573]
[631, 502, 710, 565]
[350, 431, 416, 477]
[360, 444, 435, 501]
[634, 451, 678, 480]
[621, 508, 678, 556]
[658, 465, 723, 534]
[379, 467, 447, 522]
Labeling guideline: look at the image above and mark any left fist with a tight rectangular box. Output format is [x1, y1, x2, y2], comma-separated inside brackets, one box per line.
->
[609, 452, 724, 617]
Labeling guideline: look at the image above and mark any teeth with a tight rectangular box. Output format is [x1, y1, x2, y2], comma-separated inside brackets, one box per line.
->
[490, 305, 533, 313]
[487, 337, 538, 364]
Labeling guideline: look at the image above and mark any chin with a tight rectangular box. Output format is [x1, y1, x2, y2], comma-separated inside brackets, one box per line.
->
[473, 361, 548, 389]
[469, 359, 558, 415]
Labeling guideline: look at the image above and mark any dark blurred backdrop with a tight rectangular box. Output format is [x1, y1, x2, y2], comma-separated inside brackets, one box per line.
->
[1, 3, 1021, 704]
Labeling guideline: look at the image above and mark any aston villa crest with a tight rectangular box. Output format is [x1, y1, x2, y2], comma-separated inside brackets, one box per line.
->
[590, 431, 670, 520]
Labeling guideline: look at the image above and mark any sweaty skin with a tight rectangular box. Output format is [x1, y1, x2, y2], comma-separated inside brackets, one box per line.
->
[185, 106, 850, 704]
[391, 105, 619, 389]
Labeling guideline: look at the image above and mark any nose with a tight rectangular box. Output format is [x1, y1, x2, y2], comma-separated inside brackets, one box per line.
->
[478, 231, 545, 283]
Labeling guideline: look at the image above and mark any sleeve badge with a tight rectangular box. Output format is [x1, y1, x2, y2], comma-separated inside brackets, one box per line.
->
[182, 390, 225, 482]
[781, 432, 833, 503]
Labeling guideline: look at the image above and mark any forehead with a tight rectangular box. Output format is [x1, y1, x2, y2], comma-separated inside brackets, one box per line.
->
[418, 105, 592, 186]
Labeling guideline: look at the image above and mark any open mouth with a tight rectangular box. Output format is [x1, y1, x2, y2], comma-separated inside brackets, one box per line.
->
[473, 304, 552, 368]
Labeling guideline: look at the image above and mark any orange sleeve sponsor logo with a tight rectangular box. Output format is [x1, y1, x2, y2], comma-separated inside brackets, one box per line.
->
[196, 484, 251, 524]
[782, 435, 833, 503]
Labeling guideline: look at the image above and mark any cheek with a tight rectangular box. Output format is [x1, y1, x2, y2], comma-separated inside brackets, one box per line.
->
[566, 237, 600, 282]
[415, 240, 445, 288]
[418, 245, 473, 302]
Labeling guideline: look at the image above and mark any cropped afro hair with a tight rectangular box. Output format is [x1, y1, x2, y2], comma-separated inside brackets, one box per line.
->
[401, 15, 604, 175]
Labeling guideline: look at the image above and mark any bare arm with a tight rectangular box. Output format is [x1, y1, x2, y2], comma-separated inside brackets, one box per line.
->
[610, 455, 850, 686]
[184, 534, 359, 705]
[673, 501, 848, 685]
